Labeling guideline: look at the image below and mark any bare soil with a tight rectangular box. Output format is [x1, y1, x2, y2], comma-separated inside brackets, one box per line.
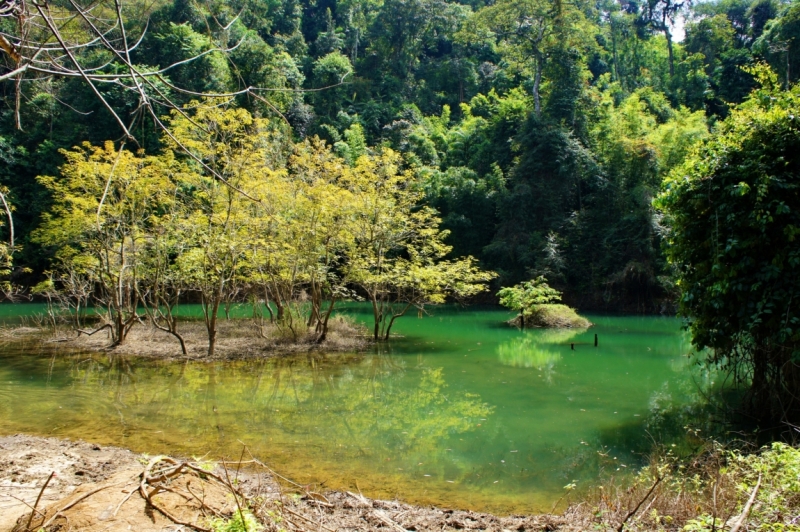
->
[0, 435, 140, 530]
[8, 315, 368, 360]
[0, 435, 577, 532]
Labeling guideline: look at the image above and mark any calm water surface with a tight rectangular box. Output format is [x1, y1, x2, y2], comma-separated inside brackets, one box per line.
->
[0, 306, 716, 513]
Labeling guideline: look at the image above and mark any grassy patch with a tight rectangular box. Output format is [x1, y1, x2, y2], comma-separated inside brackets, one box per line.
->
[510, 304, 592, 328]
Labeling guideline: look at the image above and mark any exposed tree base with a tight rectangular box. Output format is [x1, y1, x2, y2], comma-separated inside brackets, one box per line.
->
[13, 316, 368, 360]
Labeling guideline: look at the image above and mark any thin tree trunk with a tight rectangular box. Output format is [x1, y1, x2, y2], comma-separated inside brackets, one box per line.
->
[264, 287, 275, 324]
[665, 28, 674, 77]
[316, 296, 338, 343]
[533, 52, 542, 116]
[174, 330, 188, 355]
[114, 312, 124, 345]
[207, 298, 219, 357]
[383, 303, 412, 341]
[610, 17, 621, 84]
[307, 281, 321, 327]
[152, 316, 187, 355]
[787, 50, 791, 88]
[371, 295, 381, 341]
[270, 279, 285, 321]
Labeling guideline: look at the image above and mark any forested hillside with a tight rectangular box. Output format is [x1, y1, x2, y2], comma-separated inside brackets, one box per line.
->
[1, 0, 797, 311]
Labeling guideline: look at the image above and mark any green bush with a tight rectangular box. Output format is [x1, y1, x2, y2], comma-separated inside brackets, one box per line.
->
[497, 277, 591, 328]
[727, 443, 800, 531]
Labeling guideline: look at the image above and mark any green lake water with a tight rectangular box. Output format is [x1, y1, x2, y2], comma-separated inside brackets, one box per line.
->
[0, 305, 718, 514]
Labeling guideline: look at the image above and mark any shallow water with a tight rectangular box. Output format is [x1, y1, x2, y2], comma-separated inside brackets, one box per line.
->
[0, 305, 717, 514]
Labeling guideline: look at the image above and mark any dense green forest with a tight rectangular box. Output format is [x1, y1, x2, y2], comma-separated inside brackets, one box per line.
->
[6, 3, 800, 527]
[1, 0, 798, 313]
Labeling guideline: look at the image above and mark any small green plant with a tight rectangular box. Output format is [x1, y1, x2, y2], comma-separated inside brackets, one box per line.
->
[682, 515, 723, 532]
[497, 276, 589, 328]
[262, 503, 284, 530]
[191, 456, 217, 472]
[728, 442, 800, 531]
[207, 509, 264, 532]
[497, 276, 562, 317]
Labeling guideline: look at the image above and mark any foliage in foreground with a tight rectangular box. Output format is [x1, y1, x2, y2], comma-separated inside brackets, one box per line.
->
[577, 442, 800, 532]
[207, 509, 266, 532]
[656, 67, 800, 423]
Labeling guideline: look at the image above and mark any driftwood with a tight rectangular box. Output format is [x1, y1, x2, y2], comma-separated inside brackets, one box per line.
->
[728, 474, 762, 532]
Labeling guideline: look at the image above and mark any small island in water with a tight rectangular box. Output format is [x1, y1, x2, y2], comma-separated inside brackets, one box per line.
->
[2, 0, 800, 526]
[497, 277, 592, 329]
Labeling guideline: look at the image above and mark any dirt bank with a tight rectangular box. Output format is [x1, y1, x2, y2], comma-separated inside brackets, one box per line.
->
[0, 435, 140, 530]
[4, 315, 368, 360]
[1, 435, 576, 532]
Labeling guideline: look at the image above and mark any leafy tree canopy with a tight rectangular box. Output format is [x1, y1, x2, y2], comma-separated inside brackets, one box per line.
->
[656, 66, 800, 421]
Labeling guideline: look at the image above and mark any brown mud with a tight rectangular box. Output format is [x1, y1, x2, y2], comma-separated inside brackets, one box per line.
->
[0, 435, 140, 530]
[0, 435, 579, 532]
[2, 316, 367, 360]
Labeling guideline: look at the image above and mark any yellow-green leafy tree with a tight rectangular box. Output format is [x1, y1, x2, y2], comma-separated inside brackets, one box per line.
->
[344, 149, 495, 341]
[138, 177, 195, 355]
[166, 105, 285, 357]
[33, 142, 179, 345]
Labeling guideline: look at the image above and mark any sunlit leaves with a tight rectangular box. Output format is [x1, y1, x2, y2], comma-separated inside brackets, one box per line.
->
[34, 105, 495, 350]
[33, 141, 182, 343]
[343, 148, 495, 339]
[496, 276, 562, 324]
[656, 71, 800, 420]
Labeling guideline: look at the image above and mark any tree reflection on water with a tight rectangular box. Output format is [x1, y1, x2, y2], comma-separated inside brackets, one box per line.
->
[496, 328, 586, 370]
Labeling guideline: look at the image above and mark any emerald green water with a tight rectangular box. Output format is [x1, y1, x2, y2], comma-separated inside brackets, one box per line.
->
[0, 306, 716, 514]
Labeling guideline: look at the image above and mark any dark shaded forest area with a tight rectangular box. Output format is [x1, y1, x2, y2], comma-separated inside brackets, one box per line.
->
[1, 0, 798, 311]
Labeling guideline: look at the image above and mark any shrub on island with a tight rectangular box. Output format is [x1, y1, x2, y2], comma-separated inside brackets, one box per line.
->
[498, 277, 591, 329]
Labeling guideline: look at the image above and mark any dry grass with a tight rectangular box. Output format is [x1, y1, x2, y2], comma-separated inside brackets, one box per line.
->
[562, 440, 800, 532]
[0, 325, 47, 343]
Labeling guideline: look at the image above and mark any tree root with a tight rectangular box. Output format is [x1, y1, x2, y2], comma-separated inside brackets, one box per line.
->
[22, 451, 419, 532]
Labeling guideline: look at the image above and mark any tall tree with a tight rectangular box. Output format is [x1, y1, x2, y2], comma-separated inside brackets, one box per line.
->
[33, 142, 178, 345]
[754, 1, 800, 87]
[344, 148, 494, 340]
[657, 68, 800, 422]
[641, 0, 689, 76]
[167, 105, 284, 357]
